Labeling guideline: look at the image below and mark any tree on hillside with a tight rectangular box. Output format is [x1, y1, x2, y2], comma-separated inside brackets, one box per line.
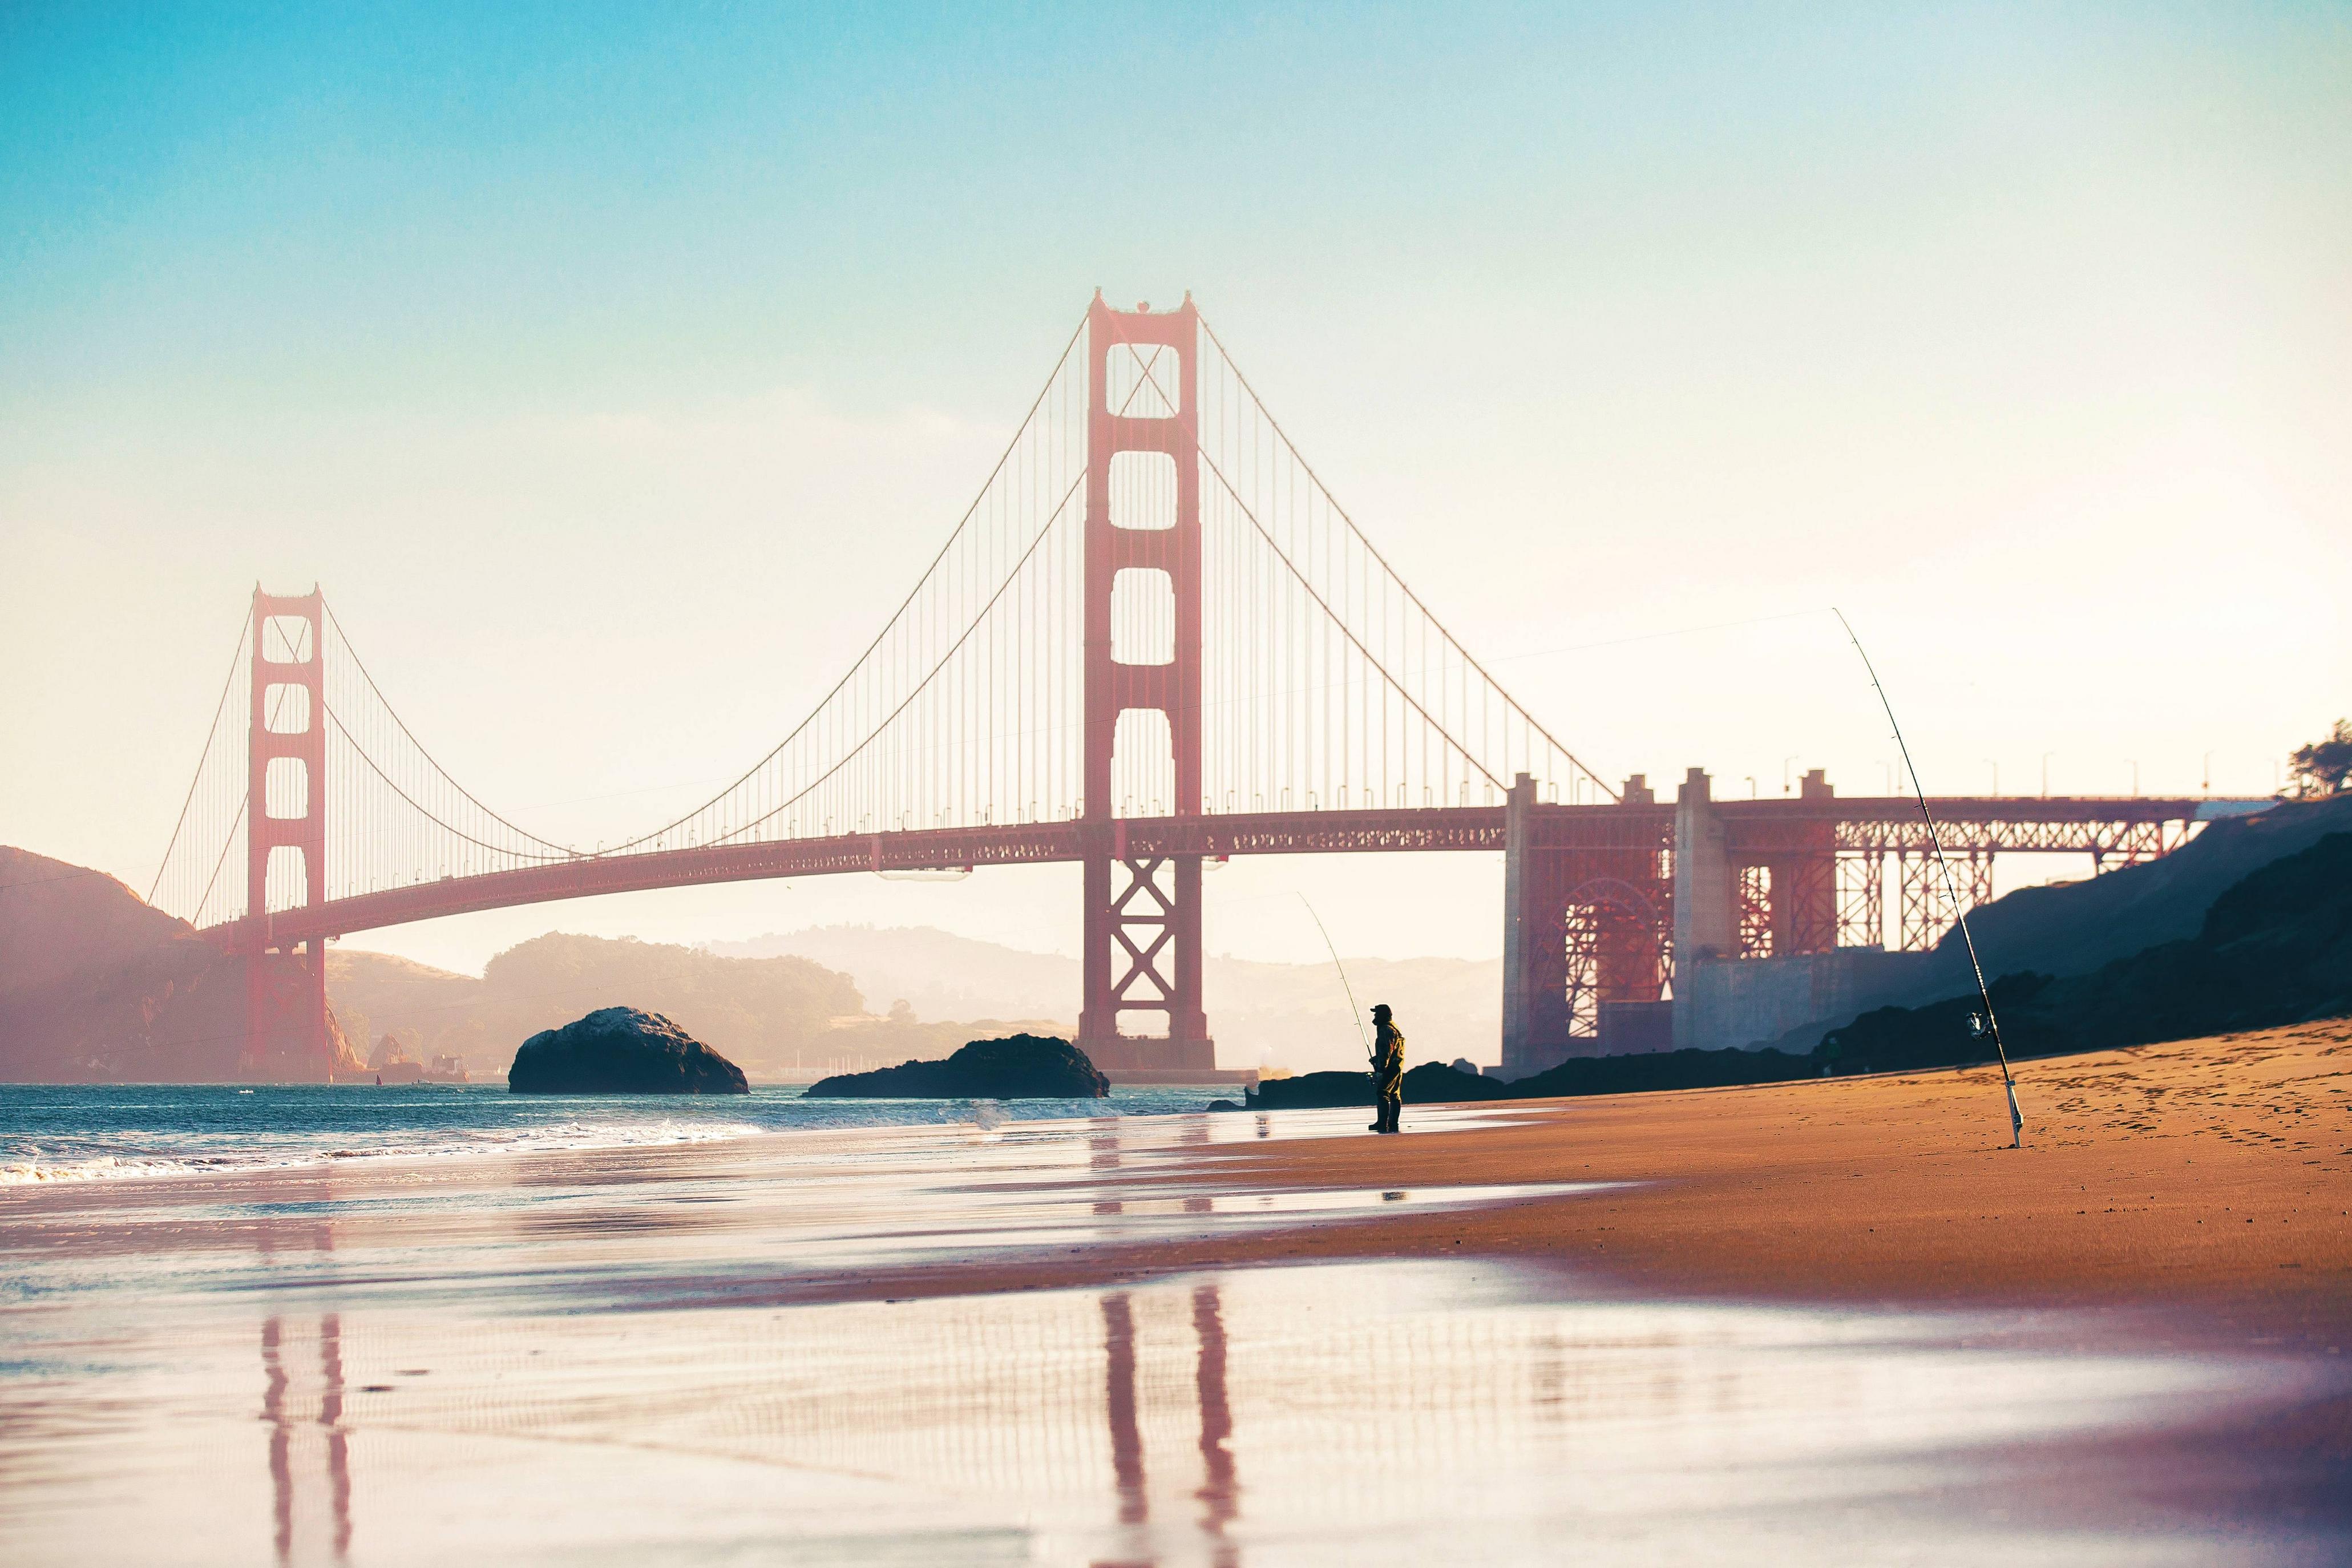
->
[2289, 719, 2352, 797]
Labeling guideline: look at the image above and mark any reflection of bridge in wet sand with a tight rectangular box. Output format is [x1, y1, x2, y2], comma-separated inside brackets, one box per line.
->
[250, 1265, 2283, 1563]
[247, 1279, 1252, 1564]
[258, 1316, 352, 1565]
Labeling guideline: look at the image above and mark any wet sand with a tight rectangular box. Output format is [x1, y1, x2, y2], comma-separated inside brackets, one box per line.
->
[2, 1023, 2347, 1563]
[534, 1020, 2349, 1347]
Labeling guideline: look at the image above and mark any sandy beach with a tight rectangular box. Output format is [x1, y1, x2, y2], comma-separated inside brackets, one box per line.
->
[4, 1024, 2348, 1564]
[1126, 1020, 2352, 1329]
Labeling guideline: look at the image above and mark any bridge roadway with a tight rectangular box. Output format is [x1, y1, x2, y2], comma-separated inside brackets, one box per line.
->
[212, 794, 2245, 954]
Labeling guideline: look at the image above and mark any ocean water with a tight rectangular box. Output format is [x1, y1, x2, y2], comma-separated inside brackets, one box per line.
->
[0, 1081, 1239, 1186]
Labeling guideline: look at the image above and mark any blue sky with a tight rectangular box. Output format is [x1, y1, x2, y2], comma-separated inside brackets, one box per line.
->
[4, 4, 2347, 1013]
[15, 3, 2340, 407]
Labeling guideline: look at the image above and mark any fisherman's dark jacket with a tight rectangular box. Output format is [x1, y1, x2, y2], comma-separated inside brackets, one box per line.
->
[1372, 1022, 1406, 1089]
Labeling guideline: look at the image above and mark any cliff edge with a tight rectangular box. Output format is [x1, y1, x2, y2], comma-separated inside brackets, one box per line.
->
[0, 846, 363, 1081]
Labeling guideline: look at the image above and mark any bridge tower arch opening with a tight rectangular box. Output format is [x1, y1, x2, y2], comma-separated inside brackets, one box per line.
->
[244, 587, 333, 1079]
[1078, 293, 1214, 1076]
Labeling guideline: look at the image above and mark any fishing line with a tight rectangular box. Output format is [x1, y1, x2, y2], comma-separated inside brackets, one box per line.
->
[1833, 608, 2024, 1147]
[1293, 892, 1372, 1060]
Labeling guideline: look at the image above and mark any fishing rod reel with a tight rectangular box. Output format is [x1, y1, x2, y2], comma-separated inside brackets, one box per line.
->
[1967, 1011, 2026, 1147]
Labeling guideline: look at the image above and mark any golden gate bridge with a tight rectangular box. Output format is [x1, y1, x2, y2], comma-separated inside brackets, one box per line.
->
[147, 293, 2245, 1080]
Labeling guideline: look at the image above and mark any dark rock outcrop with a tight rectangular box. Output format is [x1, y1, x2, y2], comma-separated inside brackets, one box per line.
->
[1247, 1061, 1514, 1110]
[508, 1007, 749, 1094]
[1508, 1044, 1821, 1097]
[1242, 1070, 1361, 1109]
[803, 1033, 1109, 1098]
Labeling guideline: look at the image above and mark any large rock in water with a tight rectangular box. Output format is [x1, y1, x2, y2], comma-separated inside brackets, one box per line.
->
[508, 1007, 749, 1094]
[804, 1034, 1108, 1098]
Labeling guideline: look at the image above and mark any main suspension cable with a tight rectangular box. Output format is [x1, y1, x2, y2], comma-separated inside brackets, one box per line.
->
[583, 308, 1093, 859]
[698, 472, 1089, 847]
[147, 613, 252, 906]
[1197, 310, 1616, 799]
[322, 602, 577, 856]
[320, 707, 574, 863]
[1194, 437, 1505, 795]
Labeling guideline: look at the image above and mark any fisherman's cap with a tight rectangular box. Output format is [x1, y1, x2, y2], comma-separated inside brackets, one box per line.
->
[1371, 1003, 1392, 1017]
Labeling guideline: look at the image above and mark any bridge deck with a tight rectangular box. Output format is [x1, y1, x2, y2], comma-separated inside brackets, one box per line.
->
[208, 797, 2257, 951]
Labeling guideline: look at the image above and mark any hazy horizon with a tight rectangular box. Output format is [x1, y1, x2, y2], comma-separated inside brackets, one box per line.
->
[6, 4, 2347, 977]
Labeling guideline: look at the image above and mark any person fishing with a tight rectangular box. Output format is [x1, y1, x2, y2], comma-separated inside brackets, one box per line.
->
[1368, 1003, 1405, 1134]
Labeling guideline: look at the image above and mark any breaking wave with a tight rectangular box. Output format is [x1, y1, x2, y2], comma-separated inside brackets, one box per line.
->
[0, 1116, 767, 1186]
[0, 1082, 1223, 1189]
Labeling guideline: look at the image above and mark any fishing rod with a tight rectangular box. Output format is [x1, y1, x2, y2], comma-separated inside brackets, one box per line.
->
[1833, 608, 2024, 1148]
[1294, 892, 1373, 1061]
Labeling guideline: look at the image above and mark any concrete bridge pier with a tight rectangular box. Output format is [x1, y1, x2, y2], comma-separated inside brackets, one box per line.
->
[1500, 773, 1674, 1077]
[1670, 766, 1735, 1037]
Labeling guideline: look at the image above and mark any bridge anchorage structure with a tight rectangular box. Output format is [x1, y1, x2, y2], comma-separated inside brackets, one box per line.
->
[147, 293, 2258, 1081]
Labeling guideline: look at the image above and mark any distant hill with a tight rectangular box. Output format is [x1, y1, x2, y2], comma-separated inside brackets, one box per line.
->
[715, 926, 1075, 1021]
[330, 932, 1067, 1081]
[712, 926, 1500, 1072]
[0, 846, 363, 1082]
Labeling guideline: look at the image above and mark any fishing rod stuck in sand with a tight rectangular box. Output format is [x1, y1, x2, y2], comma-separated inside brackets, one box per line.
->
[1833, 608, 2025, 1149]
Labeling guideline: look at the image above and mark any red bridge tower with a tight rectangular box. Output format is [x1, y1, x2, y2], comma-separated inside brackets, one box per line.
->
[1076, 293, 1216, 1078]
[243, 587, 334, 1078]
